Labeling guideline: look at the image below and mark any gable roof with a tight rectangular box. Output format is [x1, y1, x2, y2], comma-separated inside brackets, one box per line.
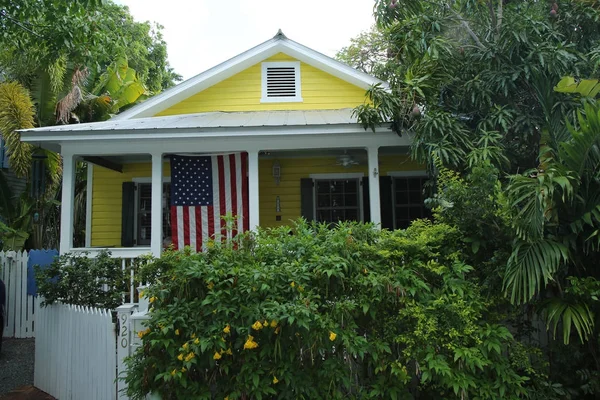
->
[113, 30, 388, 121]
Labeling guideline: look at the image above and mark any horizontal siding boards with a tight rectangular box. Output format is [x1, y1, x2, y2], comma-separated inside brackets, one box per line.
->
[91, 162, 170, 247]
[90, 156, 424, 245]
[156, 53, 368, 116]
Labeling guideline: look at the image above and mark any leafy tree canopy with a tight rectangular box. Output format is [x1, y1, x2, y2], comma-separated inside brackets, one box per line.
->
[0, 0, 181, 92]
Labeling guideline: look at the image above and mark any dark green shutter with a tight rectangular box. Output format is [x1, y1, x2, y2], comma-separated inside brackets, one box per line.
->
[300, 178, 314, 221]
[380, 176, 394, 230]
[362, 177, 370, 223]
[121, 182, 135, 247]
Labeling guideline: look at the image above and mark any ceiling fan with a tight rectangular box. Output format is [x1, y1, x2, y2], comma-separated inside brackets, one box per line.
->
[336, 154, 360, 168]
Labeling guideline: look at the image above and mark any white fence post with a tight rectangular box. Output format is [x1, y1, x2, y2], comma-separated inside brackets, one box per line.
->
[116, 304, 137, 400]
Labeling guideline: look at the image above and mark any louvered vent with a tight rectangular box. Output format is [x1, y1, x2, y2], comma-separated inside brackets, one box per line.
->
[261, 61, 302, 102]
[266, 66, 296, 98]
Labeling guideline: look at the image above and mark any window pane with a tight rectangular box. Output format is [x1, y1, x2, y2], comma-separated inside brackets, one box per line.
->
[408, 178, 422, 190]
[396, 191, 408, 205]
[317, 181, 330, 194]
[314, 178, 361, 224]
[331, 194, 344, 207]
[318, 194, 330, 208]
[344, 179, 357, 192]
[346, 193, 358, 207]
[345, 209, 358, 221]
[409, 191, 422, 204]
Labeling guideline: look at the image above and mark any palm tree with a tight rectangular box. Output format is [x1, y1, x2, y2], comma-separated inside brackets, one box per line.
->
[504, 102, 600, 355]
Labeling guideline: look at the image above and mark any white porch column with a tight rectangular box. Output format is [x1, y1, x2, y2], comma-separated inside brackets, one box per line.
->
[248, 150, 260, 230]
[59, 152, 75, 254]
[367, 146, 381, 227]
[150, 153, 163, 257]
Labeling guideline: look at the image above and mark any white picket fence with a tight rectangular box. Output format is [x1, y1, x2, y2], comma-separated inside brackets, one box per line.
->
[35, 298, 118, 400]
[0, 250, 35, 338]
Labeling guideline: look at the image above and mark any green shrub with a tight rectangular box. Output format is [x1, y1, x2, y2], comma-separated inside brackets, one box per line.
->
[125, 220, 531, 399]
[35, 250, 128, 309]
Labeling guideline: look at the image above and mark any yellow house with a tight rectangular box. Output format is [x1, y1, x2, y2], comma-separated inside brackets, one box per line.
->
[20, 31, 427, 258]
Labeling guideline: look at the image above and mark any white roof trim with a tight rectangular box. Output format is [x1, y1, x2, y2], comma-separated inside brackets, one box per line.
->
[113, 32, 388, 121]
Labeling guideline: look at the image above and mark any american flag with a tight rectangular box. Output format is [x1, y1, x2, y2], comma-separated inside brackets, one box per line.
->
[170, 153, 248, 251]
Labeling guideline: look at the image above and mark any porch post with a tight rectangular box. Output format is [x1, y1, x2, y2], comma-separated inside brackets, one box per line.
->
[248, 150, 260, 230]
[150, 153, 163, 257]
[59, 152, 75, 254]
[367, 146, 381, 227]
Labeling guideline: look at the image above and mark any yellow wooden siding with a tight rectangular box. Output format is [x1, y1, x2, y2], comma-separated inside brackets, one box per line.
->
[258, 155, 424, 228]
[156, 53, 367, 115]
[90, 156, 424, 245]
[91, 163, 171, 247]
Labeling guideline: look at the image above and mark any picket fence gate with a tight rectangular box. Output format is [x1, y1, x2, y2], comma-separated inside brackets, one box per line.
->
[35, 298, 118, 400]
[0, 250, 35, 338]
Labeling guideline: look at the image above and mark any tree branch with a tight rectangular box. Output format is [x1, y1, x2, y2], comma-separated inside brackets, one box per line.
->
[450, 10, 487, 50]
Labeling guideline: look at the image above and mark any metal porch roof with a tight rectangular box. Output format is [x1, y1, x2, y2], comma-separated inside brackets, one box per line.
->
[20, 109, 360, 134]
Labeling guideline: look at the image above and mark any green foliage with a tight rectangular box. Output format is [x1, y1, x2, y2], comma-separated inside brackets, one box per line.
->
[125, 220, 534, 400]
[0, 81, 35, 177]
[35, 250, 128, 310]
[354, 0, 599, 172]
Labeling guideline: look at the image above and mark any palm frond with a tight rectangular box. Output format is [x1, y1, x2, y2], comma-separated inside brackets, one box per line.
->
[0, 82, 36, 177]
[542, 298, 595, 344]
[504, 238, 569, 304]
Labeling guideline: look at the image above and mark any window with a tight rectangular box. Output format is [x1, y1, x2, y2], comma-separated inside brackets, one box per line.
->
[261, 61, 302, 103]
[392, 176, 430, 229]
[135, 182, 171, 246]
[315, 178, 361, 223]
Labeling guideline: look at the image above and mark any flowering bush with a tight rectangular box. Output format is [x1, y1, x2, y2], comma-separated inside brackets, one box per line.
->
[125, 220, 532, 399]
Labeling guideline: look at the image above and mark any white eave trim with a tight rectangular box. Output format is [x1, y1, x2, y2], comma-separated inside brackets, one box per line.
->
[20, 124, 393, 143]
[112, 35, 388, 121]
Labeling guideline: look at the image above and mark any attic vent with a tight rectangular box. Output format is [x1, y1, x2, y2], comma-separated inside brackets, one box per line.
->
[261, 61, 302, 103]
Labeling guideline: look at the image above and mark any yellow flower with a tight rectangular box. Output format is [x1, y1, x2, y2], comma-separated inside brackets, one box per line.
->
[252, 320, 263, 331]
[194, 338, 200, 345]
[191, 333, 196, 339]
[223, 324, 231, 334]
[181, 367, 187, 373]
[225, 348, 233, 355]
[185, 352, 195, 362]
[213, 351, 222, 360]
[363, 268, 368, 274]
[171, 369, 177, 376]
[207, 282, 214, 290]
[139, 290, 145, 297]
[175, 329, 180, 336]
[177, 353, 184, 361]
[263, 320, 269, 327]
[243, 335, 259, 350]
[183, 343, 189, 350]
[273, 376, 279, 384]
[329, 331, 337, 341]
[270, 320, 277, 328]
[290, 281, 295, 288]
[298, 285, 304, 292]
[137, 328, 150, 339]
[207, 241, 214, 248]
[225, 397, 229, 400]
[149, 296, 156, 303]
[275, 326, 281, 335]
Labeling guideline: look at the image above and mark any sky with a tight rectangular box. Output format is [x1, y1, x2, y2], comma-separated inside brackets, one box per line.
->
[114, 0, 376, 81]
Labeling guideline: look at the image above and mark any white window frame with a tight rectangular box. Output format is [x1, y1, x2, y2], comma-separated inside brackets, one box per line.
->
[132, 177, 171, 247]
[309, 172, 365, 222]
[261, 61, 303, 103]
[387, 171, 428, 230]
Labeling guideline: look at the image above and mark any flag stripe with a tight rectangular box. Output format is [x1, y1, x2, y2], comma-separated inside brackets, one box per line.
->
[218, 156, 226, 239]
